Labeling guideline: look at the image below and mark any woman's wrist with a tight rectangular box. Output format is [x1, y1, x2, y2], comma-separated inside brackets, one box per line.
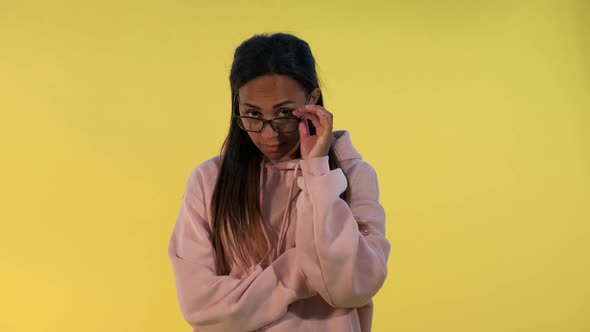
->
[299, 156, 330, 176]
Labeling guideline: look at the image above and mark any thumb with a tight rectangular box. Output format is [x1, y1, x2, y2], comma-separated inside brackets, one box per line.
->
[298, 117, 308, 138]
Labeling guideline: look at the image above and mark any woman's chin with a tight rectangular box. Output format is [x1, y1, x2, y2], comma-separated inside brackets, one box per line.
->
[264, 151, 286, 163]
[262, 150, 298, 163]
[258, 141, 300, 163]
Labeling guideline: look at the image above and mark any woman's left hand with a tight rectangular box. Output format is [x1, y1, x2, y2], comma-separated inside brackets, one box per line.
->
[292, 105, 334, 160]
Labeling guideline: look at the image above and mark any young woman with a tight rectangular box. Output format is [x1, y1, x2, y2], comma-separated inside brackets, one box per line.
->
[168, 32, 391, 332]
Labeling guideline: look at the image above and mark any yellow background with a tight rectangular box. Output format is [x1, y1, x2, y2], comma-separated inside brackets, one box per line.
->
[1, 0, 589, 331]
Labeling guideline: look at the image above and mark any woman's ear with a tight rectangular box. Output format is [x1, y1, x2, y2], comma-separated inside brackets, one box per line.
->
[310, 88, 322, 105]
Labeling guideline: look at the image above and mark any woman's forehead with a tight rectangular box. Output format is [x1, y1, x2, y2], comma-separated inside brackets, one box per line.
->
[239, 75, 304, 102]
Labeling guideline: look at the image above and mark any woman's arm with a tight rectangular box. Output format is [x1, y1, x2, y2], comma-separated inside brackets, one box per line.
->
[168, 168, 316, 332]
[295, 156, 391, 308]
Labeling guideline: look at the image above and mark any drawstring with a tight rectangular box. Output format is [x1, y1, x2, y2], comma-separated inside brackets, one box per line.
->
[257, 158, 273, 267]
[257, 158, 300, 263]
[275, 162, 299, 259]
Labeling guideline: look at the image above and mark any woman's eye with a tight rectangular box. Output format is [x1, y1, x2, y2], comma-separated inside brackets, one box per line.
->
[278, 109, 293, 117]
[245, 111, 261, 118]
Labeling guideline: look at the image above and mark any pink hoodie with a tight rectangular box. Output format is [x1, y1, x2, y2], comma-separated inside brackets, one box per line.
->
[168, 130, 391, 332]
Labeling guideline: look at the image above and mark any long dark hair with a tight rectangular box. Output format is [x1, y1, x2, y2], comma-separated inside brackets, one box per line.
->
[211, 33, 349, 275]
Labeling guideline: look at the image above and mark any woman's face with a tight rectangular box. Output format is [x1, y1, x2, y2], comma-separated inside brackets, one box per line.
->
[238, 74, 319, 163]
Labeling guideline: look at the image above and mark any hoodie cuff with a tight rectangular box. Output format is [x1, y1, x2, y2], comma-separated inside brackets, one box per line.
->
[299, 156, 330, 176]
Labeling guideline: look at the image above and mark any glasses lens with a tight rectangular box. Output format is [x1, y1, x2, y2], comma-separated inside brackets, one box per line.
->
[237, 117, 263, 132]
[272, 118, 299, 132]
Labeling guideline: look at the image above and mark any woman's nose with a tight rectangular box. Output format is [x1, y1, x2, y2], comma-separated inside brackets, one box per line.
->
[260, 122, 279, 138]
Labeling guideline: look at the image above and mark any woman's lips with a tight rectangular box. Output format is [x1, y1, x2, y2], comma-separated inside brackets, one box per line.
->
[261, 143, 283, 153]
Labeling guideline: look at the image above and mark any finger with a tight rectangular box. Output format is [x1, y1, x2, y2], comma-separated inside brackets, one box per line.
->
[295, 105, 323, 113]
[296, 106, 333, 123]
[294, 106, 334, 135]
[291, 105, 321, 116]
[313, 107, 331, 128]
[298, 117, 311, 138]
[301, 108, 332, 131]
[294, 105, 322, 113]
[302, 113, 322, 129]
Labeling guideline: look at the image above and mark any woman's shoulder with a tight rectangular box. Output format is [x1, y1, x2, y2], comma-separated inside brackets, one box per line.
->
[193, 155, 222, 176]
[332, 130, 380, 185]
[185, 155, 222, 200]
[332, 130, 370, 169]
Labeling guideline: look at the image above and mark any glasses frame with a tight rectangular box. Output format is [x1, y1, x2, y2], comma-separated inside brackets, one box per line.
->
[233, 95, 312, 133]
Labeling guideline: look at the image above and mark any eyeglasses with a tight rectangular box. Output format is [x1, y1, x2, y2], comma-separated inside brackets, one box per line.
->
[234, 96, 311, 133]
[234, 115, 301, 133]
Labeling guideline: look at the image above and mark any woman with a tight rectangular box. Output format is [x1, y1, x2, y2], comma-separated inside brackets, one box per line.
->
[168, 32, 391, 332]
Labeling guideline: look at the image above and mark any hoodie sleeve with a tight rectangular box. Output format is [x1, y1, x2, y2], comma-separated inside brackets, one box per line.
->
[295, 155, 391, 308]
[168, 166, 317, 332]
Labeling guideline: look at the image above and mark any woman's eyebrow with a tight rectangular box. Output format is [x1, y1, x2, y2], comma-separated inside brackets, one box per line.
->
[242, 100, 296, 109]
